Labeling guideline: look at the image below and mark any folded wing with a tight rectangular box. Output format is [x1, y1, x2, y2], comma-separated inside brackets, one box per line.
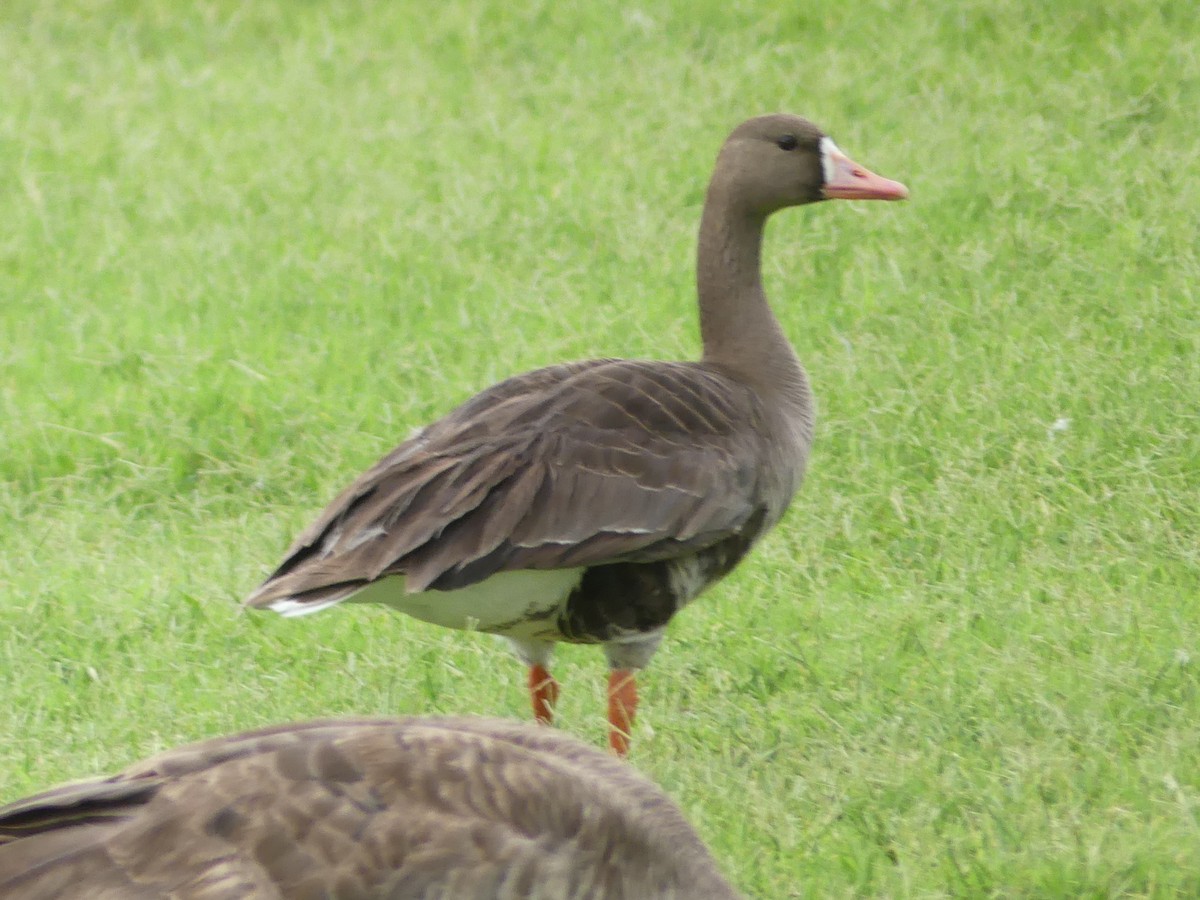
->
[246, 359, 771, 607]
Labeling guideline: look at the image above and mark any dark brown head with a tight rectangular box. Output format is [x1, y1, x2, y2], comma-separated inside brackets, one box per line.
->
[713, 113, 908, 216]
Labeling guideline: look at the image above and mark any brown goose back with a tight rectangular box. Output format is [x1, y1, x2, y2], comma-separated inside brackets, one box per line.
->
[0, 717, 743, 899]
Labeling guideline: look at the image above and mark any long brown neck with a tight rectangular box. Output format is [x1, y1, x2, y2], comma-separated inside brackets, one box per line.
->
[696, 178, 809, 401]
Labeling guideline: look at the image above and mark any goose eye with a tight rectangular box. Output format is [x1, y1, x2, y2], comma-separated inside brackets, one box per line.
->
[776, 134, 799, 151]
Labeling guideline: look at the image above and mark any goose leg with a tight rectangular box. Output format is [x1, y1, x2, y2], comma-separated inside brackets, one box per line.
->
[528, 664, 560, 725]
[607, 669, 638, 756]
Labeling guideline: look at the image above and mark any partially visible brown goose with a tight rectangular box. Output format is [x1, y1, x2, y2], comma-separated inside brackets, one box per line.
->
[245, 114, 907, 754]
[0, 717, 742, 899]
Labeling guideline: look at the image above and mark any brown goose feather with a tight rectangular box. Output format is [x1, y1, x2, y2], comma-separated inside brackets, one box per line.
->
[0, 718, 742, 899]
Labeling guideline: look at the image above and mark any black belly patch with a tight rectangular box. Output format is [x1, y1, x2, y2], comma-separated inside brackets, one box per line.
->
[557, 507, 767, 644]
[558, 561, 677, 644]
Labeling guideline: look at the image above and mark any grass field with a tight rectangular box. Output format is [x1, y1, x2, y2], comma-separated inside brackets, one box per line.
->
[2, 0, 1198, 895]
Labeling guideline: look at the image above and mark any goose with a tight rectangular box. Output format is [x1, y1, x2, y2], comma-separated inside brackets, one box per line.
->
[244, 114, 907, 754]
[0, 717, 742, 899]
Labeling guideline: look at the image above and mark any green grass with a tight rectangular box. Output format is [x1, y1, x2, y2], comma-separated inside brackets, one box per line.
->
[2, 0, 1198, 895]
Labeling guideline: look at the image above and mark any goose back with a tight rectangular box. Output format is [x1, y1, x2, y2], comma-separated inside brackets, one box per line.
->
[0, 717, 743, 899]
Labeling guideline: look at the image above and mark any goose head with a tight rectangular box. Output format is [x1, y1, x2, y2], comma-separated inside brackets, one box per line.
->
[712, 113, 908, 215]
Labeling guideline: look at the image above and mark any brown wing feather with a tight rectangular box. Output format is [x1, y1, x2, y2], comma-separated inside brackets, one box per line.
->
[246, 358, 771, 604]
[0, 718, 741, 899]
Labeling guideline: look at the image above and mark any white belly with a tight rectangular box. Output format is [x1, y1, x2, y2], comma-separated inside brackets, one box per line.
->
[343, 568, 586, 637]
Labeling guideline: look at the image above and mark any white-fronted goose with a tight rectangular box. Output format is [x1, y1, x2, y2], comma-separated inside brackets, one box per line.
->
[0, 717, 742, 899]
[245, 115, 907, 754]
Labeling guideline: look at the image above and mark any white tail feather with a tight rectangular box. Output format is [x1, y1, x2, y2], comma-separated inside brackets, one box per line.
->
[266, 596, 347, 617]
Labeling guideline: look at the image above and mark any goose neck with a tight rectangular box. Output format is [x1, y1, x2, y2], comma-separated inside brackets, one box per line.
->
[695, 187, 803, 389]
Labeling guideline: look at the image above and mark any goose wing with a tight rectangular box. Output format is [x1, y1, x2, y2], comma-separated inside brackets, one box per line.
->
[246, 358, 777, 606]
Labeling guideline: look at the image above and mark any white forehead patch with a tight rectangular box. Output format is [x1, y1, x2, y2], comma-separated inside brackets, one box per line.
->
[819, 136, 842, 184]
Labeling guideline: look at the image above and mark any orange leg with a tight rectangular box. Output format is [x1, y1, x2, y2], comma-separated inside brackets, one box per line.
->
[607, 669, 638, 756]
[528, 664, 560, 725]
